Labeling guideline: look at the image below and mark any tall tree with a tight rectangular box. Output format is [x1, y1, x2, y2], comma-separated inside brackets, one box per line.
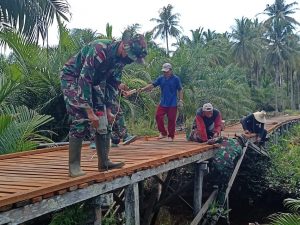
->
[261, 0, 299, 111]
[231, 17, 257, 67]
[150, 4, 182, 55]
[0, 0, 70, 43]
[231, 17, 263, 86]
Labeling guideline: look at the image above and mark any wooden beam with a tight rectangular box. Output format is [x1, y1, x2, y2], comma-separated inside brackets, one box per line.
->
[224, 142, 249, 202]
[0, 149, 217, 225]
[190, 188, 218, 225]
[154, 175, 193, 211]
[92, 196, 102, 225]
[125, 183, 140, 225]
[193, 161, 208, 216]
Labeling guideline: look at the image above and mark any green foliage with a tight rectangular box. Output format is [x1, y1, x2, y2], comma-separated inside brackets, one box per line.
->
[0, 72, 21, 105]
[268, 198, 300, 225]
[49, 203, 88, 225]
[266, 125, 300, 195]
[0, 0, 70, 42]
[127, 117, 158, 136]
[102, 212, 118, 225]
[204, 201, 231, 224]
[0, 105, 53, 154]
[0, 0, 299, 146]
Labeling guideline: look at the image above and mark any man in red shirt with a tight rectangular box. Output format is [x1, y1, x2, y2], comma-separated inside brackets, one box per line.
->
[189, 103, 222, 142]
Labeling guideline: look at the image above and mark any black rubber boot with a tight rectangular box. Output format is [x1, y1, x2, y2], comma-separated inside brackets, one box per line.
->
[69, 136, 85, 177]
[95, 133, 124, 171]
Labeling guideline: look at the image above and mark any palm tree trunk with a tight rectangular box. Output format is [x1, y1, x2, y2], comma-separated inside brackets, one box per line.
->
[296, 74, 299, 110]
[290, 70, 295, 110]
[275, 63, 279, 112]
[286, 65, 289, 97]
[165, 31, 169, 56]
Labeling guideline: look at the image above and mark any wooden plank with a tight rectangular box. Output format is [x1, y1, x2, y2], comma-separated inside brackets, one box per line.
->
[190, 189, 218, 225]
[224, 142, 249, 202]
[0, 115, 298, 225]
[0, 149, 216, 224]
[0, 146, 68, 160]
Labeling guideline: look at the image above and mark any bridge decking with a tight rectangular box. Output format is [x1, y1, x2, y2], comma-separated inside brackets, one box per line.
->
[0, 115, 299, 212]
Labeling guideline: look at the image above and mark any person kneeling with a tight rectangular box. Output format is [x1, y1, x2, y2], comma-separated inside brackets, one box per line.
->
[189, 103, 222, 143]
[240, 110, 267, 147]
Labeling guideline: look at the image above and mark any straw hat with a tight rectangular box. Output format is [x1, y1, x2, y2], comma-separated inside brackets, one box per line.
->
[253, 110, 267, 124]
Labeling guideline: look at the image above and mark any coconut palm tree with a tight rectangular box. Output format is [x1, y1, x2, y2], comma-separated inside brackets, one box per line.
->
[231, 17, 264, 86]
[283, 33, 300, 110]
[231, 17, 257, 67]
[0, 0, 70, 43]
[260, 0, 299, 111]
[150, 4, 182, 56]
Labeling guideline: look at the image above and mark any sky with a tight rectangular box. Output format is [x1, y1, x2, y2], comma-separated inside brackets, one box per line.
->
[47, 0, 300, 48]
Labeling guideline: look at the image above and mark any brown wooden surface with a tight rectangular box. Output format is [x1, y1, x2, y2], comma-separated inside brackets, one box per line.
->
[0, 114, 299, 209]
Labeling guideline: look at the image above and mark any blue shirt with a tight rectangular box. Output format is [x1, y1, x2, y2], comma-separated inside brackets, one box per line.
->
[152, 74, 182, 107]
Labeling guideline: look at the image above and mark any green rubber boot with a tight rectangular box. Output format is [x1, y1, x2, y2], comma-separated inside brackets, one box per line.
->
[95, 133, 124, 171]
[69, 136, 86, 177]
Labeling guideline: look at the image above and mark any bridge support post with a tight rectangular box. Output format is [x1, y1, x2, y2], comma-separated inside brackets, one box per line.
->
[125, 183, 140, 225]
[193, 161, 208, 216]
[92, 195, 102, 225]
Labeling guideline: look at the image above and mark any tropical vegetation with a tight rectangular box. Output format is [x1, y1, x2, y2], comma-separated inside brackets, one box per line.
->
[0, 0, 300, 224]
[0, 0, 299, 154]
[268, 198, 300, 225]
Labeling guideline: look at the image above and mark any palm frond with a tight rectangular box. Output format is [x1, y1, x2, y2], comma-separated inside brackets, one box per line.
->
[0, 0, 70, 42]
[0, 73, 21, 105]
[268, 212, 300, 225]
[0, 105, 53, 154]
[284, 198, 300, 212]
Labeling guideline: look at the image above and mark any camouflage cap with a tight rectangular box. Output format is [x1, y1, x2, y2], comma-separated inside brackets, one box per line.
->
[122, 32, 147, 64]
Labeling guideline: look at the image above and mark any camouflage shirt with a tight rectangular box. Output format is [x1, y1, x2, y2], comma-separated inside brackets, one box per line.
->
[61, 39, 126, 110]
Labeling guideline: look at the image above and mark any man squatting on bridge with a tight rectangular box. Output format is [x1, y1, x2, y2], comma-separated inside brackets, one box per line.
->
[188, 103, 222, 143]
[60, 31, 148, 177]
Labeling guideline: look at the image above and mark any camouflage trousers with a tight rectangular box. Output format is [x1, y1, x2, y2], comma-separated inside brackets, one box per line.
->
[61, 74, 95, 139]
[65, 102, 95, 139]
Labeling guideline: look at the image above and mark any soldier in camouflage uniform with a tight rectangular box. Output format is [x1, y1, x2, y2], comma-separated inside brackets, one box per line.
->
[61, 31, 147, 177]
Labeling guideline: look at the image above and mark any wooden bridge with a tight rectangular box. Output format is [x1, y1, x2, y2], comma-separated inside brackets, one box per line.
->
[0, 114, 299, 225]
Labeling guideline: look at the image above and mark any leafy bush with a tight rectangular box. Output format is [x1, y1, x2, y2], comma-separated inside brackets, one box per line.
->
[49, 203, 88, 225]
[266, 125, 300, 195]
